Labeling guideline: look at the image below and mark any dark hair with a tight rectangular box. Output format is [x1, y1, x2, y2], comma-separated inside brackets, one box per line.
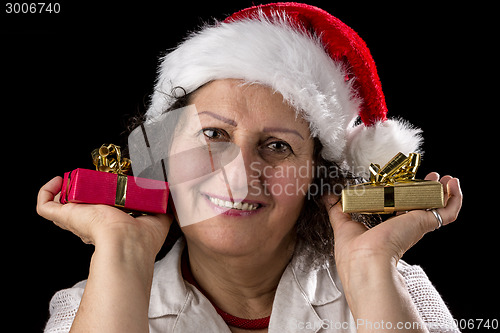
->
[294, 138, 381, 263]
[126, 87, 380, 262]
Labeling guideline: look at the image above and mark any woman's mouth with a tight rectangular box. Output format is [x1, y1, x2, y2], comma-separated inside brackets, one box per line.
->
[208, 196, 259, 210]
[202, 193, 264, 215]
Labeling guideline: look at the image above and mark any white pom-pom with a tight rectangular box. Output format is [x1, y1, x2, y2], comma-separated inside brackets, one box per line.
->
[345, 119, 423, 179]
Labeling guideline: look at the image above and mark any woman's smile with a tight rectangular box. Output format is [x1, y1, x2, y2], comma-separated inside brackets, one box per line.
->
[201, 192, 266, 216]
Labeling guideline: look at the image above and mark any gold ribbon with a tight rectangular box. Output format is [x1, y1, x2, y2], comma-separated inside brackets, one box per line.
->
[91, 144, 131, 175]
[91, 144, 131, 207]
[115, 174, 128, 207]
[342, 152, 443, 214]
[368, 152, 421, 185]
[368, 152, 421, 211]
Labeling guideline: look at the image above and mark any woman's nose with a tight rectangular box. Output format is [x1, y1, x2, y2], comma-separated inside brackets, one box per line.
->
[216, 139, 274, 199]
[214, 143, 250, 200]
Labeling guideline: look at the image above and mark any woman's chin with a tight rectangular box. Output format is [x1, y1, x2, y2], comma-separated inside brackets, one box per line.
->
[182, 218, 266, 257]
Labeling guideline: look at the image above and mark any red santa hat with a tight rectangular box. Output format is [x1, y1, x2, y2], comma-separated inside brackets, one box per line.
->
[146, 2, 422, 178]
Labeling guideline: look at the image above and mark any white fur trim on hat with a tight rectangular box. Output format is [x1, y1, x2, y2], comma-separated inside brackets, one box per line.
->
[345, 119, 423, 178]
[146, 11, 422, 178]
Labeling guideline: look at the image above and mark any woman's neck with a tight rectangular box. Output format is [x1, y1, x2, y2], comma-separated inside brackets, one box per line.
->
[185, 237, 295, 320]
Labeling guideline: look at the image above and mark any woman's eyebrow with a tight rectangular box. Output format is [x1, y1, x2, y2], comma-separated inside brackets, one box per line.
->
[198, 111, 237, 126]
[197, 112, 304, 140]
[263, 127, 304, 140]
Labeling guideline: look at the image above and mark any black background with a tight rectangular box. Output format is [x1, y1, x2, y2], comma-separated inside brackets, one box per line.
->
[2, 1, 497, 332]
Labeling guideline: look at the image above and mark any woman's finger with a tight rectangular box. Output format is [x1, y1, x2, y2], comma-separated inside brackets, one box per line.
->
[377, 176, 462, 256]
[438, 177, 462, 225]
[54, 192, 61, 203]
[36, 176, 64, 221]
[422, 173, 461, 222]
[439, 175, 453, 206]
[408, 177, 462, 232]
[424, 172, 440, 181]
[328, 203, 367, 241]
[439, 175, 453, 187]
[37, 176, 98, 232]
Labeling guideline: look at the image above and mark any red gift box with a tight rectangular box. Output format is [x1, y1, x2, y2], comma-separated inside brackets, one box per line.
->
[60, 168, 169, 214]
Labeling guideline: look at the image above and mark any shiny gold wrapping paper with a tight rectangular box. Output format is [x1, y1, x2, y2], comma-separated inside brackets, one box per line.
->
[341, 152, 444, 214]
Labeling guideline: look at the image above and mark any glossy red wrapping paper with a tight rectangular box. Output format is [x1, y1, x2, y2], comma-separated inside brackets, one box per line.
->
[60, 168, 169, 214]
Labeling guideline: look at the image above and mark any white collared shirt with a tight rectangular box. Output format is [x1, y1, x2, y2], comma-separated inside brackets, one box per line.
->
[45, 238, 459, 332]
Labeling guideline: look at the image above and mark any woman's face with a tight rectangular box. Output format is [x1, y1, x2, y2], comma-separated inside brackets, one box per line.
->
[168, 79, 315, 257]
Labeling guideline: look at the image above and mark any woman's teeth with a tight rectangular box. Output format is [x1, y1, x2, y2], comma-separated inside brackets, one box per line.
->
[208, 196, 259, 211]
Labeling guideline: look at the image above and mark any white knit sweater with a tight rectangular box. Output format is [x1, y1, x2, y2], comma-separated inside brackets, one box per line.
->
[44, 239, 460, 332]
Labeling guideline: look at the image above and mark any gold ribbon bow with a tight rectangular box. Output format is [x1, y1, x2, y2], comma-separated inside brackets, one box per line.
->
[368, 152, 421, 185]
[91, 144, 131, 207]
[91, 144, 131, 175]
[342, 152, 443, 214]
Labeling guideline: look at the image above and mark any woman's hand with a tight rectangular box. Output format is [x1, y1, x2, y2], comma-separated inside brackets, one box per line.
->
[326, 173, 462, 269]
[324, 173, 462, 331]
[37, 176, 174, 333]
[36, 176, 173, 257]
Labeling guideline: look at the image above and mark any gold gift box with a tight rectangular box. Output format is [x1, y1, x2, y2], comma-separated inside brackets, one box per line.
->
[342, 180, 444, 214]
[341, 152, 444, 214]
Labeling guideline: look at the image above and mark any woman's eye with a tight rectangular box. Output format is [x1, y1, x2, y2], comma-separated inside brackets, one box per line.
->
[202, 128, 227, 141]
[267, 141, 292, 154]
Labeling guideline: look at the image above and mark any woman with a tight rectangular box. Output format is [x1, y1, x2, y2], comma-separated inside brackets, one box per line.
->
[38, 3, 463, 333]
